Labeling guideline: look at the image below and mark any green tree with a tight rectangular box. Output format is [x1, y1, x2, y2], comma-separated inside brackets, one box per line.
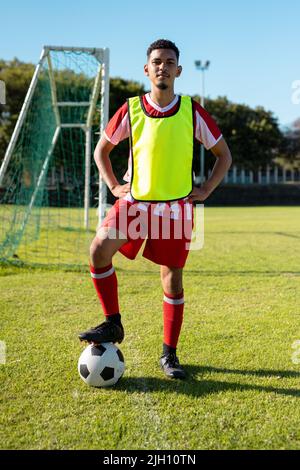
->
[107, 77, 145, 181]
[193, 95, 284, 172]
[2, 57, 295, 181]
[0, 60, 145, 184]
[280, 119, 300, 167]
[0, 59, 35, 161]
[109, 77, 145, 117]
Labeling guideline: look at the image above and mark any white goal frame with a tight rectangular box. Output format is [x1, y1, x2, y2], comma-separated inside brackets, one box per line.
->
[0, 45, 110, 229]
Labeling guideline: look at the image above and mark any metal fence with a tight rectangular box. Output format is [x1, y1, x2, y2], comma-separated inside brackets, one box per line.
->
[219, 165, 300, 184]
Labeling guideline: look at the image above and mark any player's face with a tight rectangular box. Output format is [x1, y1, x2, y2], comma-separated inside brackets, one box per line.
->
[144, 49, 182, 90]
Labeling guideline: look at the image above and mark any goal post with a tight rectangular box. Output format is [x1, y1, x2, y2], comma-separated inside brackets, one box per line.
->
[0, 47, 48, 186]
[98, 48, 110, 224]
[0, 45, 110, 266]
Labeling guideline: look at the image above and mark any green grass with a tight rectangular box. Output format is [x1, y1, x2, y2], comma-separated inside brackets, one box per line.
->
[0, 206, 300, 449]
[0, 204, 99, 265]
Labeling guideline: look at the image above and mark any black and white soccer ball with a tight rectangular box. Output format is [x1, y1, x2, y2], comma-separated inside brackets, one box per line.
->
[78, 343, 125, 388]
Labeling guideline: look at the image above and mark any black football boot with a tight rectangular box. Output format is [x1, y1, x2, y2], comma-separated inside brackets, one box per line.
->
[160, 352, 186, 379]
[78, 319, 124, 344]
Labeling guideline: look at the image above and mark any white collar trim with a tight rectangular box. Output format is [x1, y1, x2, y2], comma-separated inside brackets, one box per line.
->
[145, 93, 179, 112]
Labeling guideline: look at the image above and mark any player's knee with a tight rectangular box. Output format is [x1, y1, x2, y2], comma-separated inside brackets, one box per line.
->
[90, 237, 110, 265]
[161, 268, 183, 295]
[164, 282, 183, 296]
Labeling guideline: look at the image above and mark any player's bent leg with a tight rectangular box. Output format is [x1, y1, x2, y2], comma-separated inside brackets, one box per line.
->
[90, 227, 128, 268]
[78, 228, 128, 345]
[159, 266, 186, 379]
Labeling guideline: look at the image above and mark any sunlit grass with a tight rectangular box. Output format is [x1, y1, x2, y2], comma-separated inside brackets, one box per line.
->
[0, 206, 300, 449]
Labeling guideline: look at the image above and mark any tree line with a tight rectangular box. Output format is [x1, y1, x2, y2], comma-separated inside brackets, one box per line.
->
[0, 58, 299, 182]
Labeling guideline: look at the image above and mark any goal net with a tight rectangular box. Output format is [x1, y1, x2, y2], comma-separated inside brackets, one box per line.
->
[0, 46, 109, 267]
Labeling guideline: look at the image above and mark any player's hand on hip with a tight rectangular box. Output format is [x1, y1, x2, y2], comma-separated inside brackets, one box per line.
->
[111, 183, 131, 198]
[188, 182, 214, 203]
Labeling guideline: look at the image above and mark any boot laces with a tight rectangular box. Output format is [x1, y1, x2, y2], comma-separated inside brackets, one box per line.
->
[92, 322, 112, 332]
[165, 352, 180, 368]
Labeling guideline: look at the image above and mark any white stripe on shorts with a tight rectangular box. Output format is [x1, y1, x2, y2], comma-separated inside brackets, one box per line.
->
[91, 266, 115, 279]
[163, 295, 184, 305]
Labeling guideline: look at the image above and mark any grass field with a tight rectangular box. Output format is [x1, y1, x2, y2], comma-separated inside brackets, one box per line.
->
[1, 206, 300, 450]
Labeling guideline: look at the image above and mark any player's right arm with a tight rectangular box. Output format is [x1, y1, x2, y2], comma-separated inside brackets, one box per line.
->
[94, 101, 130, 198]
[93, 136, 130, 198]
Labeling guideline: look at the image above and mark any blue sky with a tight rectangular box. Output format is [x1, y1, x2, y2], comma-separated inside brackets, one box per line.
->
[1, 0, 299, 127]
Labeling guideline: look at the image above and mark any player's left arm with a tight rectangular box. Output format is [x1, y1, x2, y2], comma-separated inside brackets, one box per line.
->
[188, 137, 232, 202]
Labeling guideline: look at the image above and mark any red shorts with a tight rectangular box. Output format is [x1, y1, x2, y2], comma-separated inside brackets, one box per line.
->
[101, 198, 194, 268]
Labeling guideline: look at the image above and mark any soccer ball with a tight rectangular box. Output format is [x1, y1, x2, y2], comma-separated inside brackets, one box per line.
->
[78, 343, 125, 388]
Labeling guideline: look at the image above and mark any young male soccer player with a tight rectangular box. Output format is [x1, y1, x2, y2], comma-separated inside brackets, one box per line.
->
[79, 39, 232, 379]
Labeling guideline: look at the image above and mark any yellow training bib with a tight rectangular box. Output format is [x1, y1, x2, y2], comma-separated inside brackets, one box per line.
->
[128, 95, 194, 202]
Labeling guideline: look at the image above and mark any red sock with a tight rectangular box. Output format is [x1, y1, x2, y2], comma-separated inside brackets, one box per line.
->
[90, 263, 120, 318]
[163, 291, 184, 349]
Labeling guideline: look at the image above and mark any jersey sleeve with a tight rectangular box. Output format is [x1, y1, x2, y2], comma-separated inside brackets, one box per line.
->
[104, 102, 130, 145]
[192, 100, 223, 149]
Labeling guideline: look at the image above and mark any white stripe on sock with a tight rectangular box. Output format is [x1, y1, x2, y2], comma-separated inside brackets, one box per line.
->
[163, 295, 184, 305]
[91, 266, 115, 279]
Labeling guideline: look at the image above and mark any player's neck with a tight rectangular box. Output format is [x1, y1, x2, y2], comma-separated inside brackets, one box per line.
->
[149, 88, 176, 108]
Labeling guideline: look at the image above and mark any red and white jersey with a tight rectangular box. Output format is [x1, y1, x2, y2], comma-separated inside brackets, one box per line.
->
[104, 93, 222, 203]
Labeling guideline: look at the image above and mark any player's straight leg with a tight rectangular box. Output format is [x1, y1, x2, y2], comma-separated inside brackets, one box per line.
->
[160, 265, 186, 379]
[79, 228, 128, 344]
[160, 265, 183, 295]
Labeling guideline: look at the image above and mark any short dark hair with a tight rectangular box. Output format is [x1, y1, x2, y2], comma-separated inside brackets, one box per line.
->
[147, 39, 180, 61]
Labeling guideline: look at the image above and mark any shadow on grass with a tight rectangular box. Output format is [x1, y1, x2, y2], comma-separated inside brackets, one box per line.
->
[185, 270, 300, 276]
[115, 364, 300, 398]
[1, 261, 299, 277]
[197, 365, 300, 379]
[115, 268, 300, 277]
[208, 231, 300, 239]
